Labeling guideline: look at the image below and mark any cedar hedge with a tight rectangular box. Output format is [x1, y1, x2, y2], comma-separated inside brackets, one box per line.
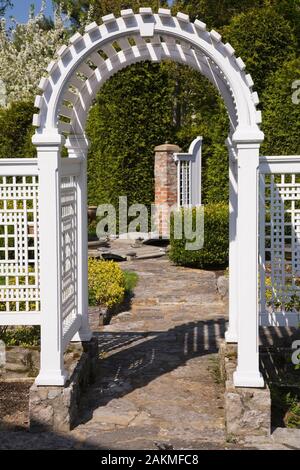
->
[169, 203, 229, 269]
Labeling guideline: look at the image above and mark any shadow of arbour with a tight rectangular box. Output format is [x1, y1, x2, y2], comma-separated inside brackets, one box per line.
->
[0, 425, 104, 450]
[76, 318, 226, 426]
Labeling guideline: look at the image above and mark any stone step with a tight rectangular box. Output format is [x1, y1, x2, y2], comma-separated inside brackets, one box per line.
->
[5, 362, 30, 373]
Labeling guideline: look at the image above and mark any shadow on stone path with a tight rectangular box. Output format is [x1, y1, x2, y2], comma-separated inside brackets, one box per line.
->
[71, 258, 230, 449]
[79, 319, 226, 421]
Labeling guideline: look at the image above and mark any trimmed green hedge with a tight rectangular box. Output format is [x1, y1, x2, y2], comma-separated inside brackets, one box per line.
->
[0, 101, 36, 159]
[262, 57, 300, 156]
[169, 204, 229, 269]
[86, 61, 175, 210]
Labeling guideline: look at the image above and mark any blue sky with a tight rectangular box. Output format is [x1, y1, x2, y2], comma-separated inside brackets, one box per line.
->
[6, 0, 54, 22]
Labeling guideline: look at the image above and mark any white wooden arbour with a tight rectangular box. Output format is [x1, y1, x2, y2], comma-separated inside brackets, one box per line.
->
[31, 8, 264, 387]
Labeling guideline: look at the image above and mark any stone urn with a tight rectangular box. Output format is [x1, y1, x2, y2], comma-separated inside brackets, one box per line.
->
[87, 205, 97, 223]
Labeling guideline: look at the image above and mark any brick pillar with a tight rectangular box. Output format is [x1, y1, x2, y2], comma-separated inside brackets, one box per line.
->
[154, 143, 181, 237]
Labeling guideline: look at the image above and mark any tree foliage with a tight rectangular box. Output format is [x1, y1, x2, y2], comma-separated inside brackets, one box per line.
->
[53, 0, 168, 26]
[0, 9, 66, 104]
[172, 0, 263, 27]
[262, 58, 300, 156]
[223, 7, 297, 95]
[0, 0, 12, 17]
[0, 101, 36, 158]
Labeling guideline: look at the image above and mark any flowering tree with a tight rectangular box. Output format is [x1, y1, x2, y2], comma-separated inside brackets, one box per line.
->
[0, 0, 12, 17]
[0, 2, 67, 105]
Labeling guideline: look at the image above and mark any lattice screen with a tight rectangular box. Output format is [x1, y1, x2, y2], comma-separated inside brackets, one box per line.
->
[259, 172, 300, 326]
[61, 176, 78, 337]
[179, 160, 191, 207]
[0, 175, 40, 313]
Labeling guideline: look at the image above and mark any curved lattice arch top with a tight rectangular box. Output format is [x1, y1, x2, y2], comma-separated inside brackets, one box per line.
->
[32, 8, 263, 144]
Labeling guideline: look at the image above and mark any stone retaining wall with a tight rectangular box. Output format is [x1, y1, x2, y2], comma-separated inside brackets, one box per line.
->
[29, 337, 98, 432]
[219, 340, 271, 440]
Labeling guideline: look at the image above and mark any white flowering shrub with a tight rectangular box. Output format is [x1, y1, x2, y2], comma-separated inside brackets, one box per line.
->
[0, 5, 67, 104]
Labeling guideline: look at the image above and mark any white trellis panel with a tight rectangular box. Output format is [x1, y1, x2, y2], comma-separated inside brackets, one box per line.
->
[174, 136, 202, 207]
[259, 156, 300, 326]
[0, 159, 40, 325]
[179, 160, 191, 207]
[60, 159, 82, 350]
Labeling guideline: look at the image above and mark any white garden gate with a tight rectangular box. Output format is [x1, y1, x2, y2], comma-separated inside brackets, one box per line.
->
[0, 8, 297, 389]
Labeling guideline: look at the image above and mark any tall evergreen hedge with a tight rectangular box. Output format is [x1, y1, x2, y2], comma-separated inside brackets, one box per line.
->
[262, 58, 300, 156]
[0, 102, 35, 159]
[223, 7, 297, 95]
[86, 62, 176, 208]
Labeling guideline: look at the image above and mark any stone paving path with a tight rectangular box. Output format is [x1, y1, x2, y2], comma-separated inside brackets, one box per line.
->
[71, 258, 229, 449]
[1, 257, 294, 449]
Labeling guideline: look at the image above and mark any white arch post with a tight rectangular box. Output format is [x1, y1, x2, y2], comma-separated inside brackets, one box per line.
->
[225, 137, 238, 344]
[32, 8, 264, 388]
[33, 132, 68, 385]
[233, 132, 264, 387]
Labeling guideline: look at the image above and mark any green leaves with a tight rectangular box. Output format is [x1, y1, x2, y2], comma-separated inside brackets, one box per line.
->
[0, 101, 36, 159]
[223, 7, 297, 95]
[262, 57, 300, 156]
[86, 62, 175, 209]
[169, 204, 229, 269]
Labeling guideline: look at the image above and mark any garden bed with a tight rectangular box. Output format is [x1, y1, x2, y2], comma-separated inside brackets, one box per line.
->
[0, 381, 32, 430]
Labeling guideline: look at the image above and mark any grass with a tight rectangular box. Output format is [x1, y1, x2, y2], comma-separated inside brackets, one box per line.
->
[124, 270, 138, 296]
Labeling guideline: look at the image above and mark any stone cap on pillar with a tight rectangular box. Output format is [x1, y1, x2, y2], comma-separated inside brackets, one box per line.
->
[155, 143, 181, 153]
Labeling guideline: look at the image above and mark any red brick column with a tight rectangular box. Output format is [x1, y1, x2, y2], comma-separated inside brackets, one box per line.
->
[154, 143, 181, 237]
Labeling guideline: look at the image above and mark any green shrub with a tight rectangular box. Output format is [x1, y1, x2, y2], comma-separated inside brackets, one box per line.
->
[202, 143, 229, 203]
[0, 326, 40, 347]
[169, 204, 229, 269]
[271, 386, 300, 429]
[88, 259, 125, 309]
[0, 101, 36, 159]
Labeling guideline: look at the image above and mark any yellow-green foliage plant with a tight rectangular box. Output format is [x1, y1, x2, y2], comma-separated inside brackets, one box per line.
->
[88, 259, 125, 309]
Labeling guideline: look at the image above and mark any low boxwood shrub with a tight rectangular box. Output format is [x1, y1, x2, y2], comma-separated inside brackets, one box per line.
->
[0, 326, 40, 347]
[88, 259, 125, 309]
[169, 203, 229, 269]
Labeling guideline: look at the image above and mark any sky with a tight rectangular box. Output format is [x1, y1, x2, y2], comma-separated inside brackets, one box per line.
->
[5, 0, 54, 22]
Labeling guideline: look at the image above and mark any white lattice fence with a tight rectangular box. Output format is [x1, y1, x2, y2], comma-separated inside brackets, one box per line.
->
[179, 160, 191, 207]
[259, 156, 300, 326]
[0, 160, 40, 325]
[60, 175, 78, 348]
